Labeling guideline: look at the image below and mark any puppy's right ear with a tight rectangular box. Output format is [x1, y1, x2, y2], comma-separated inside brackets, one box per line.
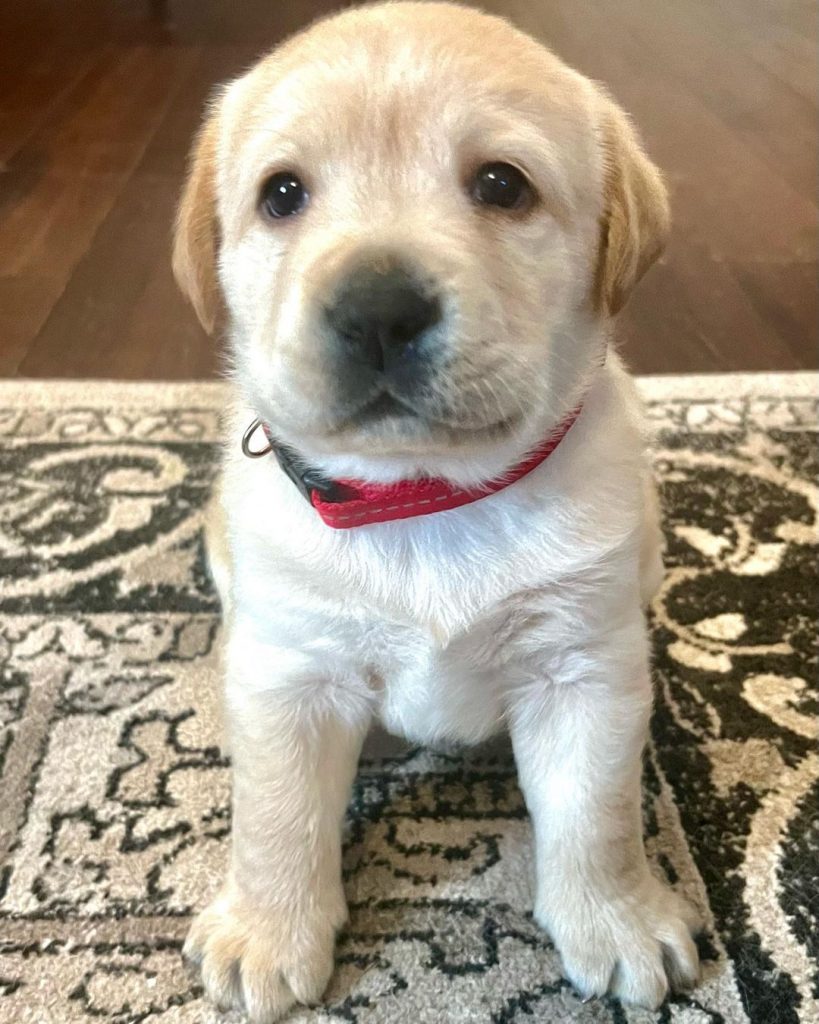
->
[172, 107, 222, 334]
[595, 102, 670, 317]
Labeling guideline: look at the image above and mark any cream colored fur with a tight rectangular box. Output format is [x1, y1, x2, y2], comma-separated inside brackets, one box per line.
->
[174, 4, 698, 1020]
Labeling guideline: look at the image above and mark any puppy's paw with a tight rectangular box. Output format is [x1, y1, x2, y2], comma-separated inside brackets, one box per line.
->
[184, 890, 337, 1023]
[540, 878, 700, 1010]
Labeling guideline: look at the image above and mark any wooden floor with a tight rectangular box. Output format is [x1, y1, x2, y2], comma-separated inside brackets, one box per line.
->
[1, 0, 816, 379]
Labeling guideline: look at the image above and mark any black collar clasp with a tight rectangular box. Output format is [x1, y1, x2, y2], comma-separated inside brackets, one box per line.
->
[241, 417, 347, 504]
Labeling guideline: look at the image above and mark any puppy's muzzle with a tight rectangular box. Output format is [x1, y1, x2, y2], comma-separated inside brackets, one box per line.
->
[324, 263, 442, 377]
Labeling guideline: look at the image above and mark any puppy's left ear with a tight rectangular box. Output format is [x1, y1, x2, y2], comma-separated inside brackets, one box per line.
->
[596, 103, 670, 317]
[172, 103, 223, 335]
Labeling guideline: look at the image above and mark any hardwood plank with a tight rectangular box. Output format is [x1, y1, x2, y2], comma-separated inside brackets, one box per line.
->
[731, 261, 819, 367]
[603, 0, 817, 202]
[621, 247, 807, 374]
[0, 44, 199, 374]
[17, 48, 244, 378]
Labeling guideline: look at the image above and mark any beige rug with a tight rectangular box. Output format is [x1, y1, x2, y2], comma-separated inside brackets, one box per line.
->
[0, 373, 816, 1024]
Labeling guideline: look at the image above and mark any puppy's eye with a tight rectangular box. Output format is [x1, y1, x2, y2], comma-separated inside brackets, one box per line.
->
[260, 172, 308, 219]
[471, 162, 532, 210]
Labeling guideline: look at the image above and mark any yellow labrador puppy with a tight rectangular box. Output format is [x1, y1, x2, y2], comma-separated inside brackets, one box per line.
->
[173, 3, 699, 1019]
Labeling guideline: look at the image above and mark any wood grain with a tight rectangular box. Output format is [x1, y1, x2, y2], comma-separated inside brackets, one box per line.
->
[1, 0, 816, 378]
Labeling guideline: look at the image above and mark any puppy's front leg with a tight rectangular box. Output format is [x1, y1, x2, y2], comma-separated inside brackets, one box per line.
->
[508, 610, 699, 1009]
[185, 633, 371, 1023]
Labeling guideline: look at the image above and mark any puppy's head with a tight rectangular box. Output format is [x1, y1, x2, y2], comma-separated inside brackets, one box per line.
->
[174, 2, 668, 475]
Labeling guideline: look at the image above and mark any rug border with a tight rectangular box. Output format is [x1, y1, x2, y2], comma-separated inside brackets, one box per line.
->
[0, 371, 815, 409]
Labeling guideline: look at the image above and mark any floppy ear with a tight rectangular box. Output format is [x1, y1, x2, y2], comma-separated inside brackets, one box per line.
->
[596, 104, 670, 316]
[172, 107, 223, 334]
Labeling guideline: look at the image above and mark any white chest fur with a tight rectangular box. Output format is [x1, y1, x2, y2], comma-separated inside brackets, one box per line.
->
[218, 358, 655, 746]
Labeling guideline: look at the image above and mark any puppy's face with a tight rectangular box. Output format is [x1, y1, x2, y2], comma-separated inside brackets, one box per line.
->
[175, 3, 668, 471]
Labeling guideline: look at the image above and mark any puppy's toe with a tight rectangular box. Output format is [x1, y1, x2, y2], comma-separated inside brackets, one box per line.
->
[561, 946, 616, 1002]
[661, 933, 701, 993]
[609, 948, 669, 1010]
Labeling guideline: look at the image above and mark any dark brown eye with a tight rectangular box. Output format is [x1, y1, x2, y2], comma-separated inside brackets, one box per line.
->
[471, 162, 532, 210]
[260, 172, 308, 218]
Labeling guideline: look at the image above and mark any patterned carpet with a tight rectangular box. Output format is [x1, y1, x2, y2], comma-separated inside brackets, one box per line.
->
[0, 373, 816, 1024]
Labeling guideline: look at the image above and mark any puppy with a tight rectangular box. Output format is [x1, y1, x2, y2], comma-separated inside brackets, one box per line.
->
[173, 3, 699, 1020]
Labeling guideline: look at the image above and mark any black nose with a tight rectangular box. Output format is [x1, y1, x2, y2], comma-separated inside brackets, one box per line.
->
[325, 265, 441, 371]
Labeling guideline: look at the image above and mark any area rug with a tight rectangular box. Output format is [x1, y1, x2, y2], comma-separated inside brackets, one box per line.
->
[0, 373, 816, 1024]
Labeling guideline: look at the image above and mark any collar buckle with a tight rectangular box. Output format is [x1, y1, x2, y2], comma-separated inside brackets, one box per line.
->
[241, 418, 345, 504]
[274, 443, 348, 504]
[271, 442, 315, 503]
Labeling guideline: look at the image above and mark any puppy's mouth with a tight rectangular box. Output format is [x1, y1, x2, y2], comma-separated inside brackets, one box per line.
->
[352, 392, 418, 425]
[332, 388, 517, 444]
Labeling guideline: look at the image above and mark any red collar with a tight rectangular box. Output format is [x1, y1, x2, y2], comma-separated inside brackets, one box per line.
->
[242, 407, 582, 529]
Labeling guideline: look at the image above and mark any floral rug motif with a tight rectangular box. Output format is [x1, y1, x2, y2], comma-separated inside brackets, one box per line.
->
[0, 374, 816, 1024]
